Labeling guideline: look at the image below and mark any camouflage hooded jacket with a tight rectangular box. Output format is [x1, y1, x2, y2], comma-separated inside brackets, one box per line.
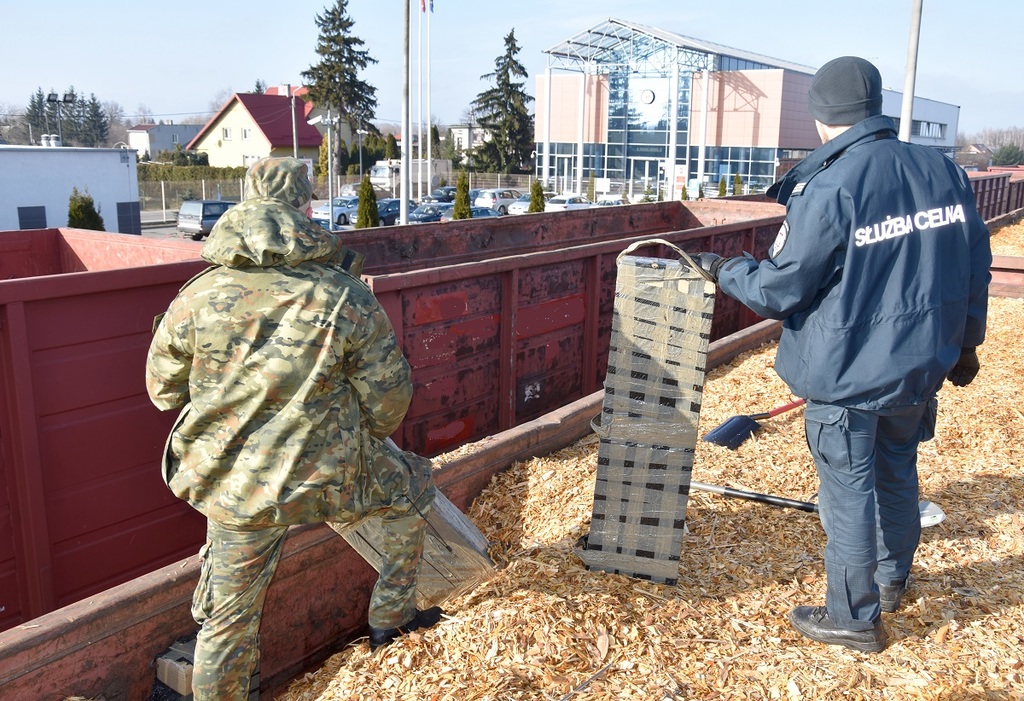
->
[146, 196, 413, 529]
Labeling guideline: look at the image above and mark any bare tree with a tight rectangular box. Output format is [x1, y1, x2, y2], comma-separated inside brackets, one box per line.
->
[964, 126, 1024, 149]
[208, 88, 234, 115]
[0, 101, 30, 144]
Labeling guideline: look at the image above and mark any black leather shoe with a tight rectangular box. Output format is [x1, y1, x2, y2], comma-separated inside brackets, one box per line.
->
[879, 577, 910, 613]
[789, 606, 887, 652]
[369, 606, 444, 651]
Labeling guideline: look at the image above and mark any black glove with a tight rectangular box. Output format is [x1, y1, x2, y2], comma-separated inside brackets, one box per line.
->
[691, 252, 725, 281]
[947, 347, 980, 387]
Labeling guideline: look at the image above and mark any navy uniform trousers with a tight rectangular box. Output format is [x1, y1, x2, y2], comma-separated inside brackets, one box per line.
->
[803, 398, 936, 630]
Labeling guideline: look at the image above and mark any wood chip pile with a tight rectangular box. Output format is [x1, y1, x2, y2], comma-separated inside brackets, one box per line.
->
[991, 219, 1024, 256]
[280, 229, 1024, 701]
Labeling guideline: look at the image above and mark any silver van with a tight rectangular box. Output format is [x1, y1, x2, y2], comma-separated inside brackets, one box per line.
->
[176, 200, 235, 240]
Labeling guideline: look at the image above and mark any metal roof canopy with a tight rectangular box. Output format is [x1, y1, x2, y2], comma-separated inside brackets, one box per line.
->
[538, 18, 817, 200]
[543, 17, 817, 75]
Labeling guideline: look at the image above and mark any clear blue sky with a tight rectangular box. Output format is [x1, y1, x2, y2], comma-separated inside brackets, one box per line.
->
[1, 0, 1020, 136]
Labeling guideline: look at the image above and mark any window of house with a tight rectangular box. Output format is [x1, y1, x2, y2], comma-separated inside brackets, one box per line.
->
[172, 134, 179, 144]
[242, 128, 251, 140]
[222, 127, 232, 140]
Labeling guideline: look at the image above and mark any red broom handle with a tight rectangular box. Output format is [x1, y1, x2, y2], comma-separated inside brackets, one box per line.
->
[766, 398, 806, 417]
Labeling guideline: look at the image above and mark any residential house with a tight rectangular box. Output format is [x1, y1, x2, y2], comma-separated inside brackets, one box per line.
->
[186, 91, 331, 168]
[448, 123, 487, 167]
[127, 122, 202, 160]
[956, 143, 993, 172]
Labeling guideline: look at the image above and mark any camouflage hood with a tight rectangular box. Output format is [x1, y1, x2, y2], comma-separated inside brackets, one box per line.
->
[202, 198, 364, 275]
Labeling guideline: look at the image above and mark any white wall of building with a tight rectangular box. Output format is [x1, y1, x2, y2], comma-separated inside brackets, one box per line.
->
[0, 145, 141, 234]
[127, 123, 203, 159]
[881, 90, 959, 149]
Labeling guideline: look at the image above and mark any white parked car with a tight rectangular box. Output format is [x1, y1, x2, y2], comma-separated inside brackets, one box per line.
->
[311, 196, 360, 225]
[473, 188, 521, 215]
[544, 194, 593, 212]
[506, 193, 533, 215]
[595, 195, 631, 207]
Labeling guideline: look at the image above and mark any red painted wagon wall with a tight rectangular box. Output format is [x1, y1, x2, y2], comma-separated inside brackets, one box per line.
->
[0, 230, 209, 632]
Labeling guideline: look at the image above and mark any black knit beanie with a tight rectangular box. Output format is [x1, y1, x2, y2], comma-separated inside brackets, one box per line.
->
[807, 56, 883, 125]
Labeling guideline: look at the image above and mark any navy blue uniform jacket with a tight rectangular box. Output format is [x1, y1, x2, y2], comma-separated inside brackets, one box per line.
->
[718, 115, 991, 409]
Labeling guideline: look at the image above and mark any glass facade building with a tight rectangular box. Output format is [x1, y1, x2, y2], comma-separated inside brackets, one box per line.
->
[536, 19, 958, 200]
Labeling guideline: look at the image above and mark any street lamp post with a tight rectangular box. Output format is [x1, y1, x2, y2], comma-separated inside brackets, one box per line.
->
[357, 126, 369, 177]
[308, 111, 340, 225]
[46, 91, 74, 145]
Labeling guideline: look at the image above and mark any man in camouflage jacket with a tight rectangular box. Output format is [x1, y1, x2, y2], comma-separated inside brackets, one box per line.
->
[146, 157, 438, 701]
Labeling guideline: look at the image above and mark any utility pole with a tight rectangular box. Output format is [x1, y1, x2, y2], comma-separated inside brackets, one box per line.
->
[401, 0, 411, 225]
[287, 83, 298, 158]
[308, 111, 338, 225]
[899, 0, 924, 143]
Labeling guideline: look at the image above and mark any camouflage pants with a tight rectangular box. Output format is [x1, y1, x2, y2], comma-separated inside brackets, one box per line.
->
[190, 447, 435, 701]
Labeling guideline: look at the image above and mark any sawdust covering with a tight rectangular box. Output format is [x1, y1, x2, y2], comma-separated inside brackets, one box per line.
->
[279, 229, 1023, 701]
[991, 218, 1024, 256]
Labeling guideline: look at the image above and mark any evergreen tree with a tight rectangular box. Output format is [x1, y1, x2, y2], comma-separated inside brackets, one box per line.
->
[385, 133, 399, 159]
[349, 140, 361, 172]
[81, 94, 109, 147]
[25, 89, 48, 141]
[355, 174, 379, 228]
[59, 87, 82, 145]
[301, 0, 378, 133]
[733, 172, 743, 195]
[718, 176, 727, 197]
[587, 173, 596, 202]
[317, 137, 329, 178]
[528, 179, 545, 213]
[254, 79, 267, 94]
[993, 144, 1024, 165]
[680, 183, 689, 201]
[336, 137, 350, 174]
[302, 0, 377, 189]
[698, 183, 705, 199]
[438, 127, 464, 169]
[453, 171, 472, 219]
[471, 29, 534, 174]
[68, 187, 104, 230]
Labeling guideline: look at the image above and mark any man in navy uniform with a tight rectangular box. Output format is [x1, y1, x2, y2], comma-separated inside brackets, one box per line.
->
[692, 56, 991, 652]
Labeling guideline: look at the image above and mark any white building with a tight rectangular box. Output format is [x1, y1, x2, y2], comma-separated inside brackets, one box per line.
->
[0, 145, 141, 234]
[127, 122, 203, 161]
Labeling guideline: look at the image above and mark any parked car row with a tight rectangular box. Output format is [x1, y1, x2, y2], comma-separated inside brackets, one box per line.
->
[176, 187, 631, 240]
[311, 195, 360, 225]
[408, 202, 455, 223]
[439, 206, 502, 223]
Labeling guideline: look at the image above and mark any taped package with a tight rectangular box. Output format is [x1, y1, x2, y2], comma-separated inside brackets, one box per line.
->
[329, 440, 495, 609]
[577, 239, 716, 584]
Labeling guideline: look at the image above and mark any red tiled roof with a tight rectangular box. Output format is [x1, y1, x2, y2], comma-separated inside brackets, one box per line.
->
[187, 93, 323, 150]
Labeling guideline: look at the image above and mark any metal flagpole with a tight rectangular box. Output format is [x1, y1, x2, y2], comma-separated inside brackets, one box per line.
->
[417, 0, 424, 201]
[899, 0, 924, 142]
[427, 0, 433, 193]
[401, 0, 411, 224]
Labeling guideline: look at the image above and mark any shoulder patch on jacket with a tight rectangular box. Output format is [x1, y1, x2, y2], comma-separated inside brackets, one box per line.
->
[770, 221, 790, 258]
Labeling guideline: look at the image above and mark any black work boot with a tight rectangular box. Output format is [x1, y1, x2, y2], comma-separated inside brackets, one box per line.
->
[879, 577, 911, 613]
[369, 606, 444, 651]
[789, 606, 887, 653]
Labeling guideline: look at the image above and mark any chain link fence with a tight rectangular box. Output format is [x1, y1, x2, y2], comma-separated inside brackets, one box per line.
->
[138, 173, 544, 215]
